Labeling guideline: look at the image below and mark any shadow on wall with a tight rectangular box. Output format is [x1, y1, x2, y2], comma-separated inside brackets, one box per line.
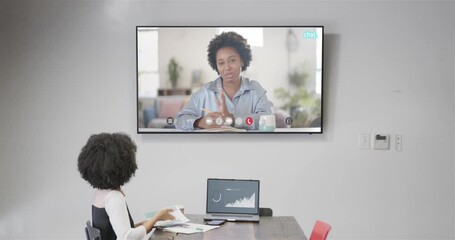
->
[320, 33, 341, 136]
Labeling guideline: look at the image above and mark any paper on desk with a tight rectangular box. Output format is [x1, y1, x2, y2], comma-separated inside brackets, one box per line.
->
[163, 223, 219, 234]
[144, 206, 190, 228]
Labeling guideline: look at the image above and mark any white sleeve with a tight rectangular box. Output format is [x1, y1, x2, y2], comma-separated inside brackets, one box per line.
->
[105, 191, 147, 240]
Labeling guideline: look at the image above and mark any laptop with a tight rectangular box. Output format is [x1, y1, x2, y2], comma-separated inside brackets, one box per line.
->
[204, 178, 260, 222]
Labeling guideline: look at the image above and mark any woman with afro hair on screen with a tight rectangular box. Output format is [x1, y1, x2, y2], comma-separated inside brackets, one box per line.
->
[175, 31, 273, 131]
[78, 132, 174, 240]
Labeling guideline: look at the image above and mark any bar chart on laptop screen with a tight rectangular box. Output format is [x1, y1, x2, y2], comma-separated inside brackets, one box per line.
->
[207, 179, 259, 214]
[225, 192, 256, 208]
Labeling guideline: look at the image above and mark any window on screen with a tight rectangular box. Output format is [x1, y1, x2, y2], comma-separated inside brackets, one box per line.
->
[137, 28, 159, 98]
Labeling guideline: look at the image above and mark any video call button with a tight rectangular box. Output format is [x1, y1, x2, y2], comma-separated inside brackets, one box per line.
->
[224, 116, 233, 126]
[205, 117, 214, 126]
[215, 117, 224, 126]
[245, 116, 254, 126]
[235, 117, 243, 127]
[285, 117, 293, 126]
[166, 117, 174, 125]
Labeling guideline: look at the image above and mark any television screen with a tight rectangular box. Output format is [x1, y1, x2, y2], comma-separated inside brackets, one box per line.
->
[137, 26, 323, 133]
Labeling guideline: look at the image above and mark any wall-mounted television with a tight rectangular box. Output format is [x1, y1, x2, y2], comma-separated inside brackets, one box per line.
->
[137, 26, 323, 134]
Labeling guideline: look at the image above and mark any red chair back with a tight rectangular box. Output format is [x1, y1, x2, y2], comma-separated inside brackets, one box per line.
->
[309, 220, 331, 240]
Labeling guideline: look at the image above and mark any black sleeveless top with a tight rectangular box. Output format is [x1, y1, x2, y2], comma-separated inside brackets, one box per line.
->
[92, 205, 134, 240]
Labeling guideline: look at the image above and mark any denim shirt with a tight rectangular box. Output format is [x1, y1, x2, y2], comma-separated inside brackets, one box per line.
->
[175, 76, 273, 131]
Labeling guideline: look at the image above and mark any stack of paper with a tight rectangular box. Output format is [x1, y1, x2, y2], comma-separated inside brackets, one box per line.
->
[163, 223, 219, 234]
[145, 206, 190, 228]
[145, 206, 219, 234]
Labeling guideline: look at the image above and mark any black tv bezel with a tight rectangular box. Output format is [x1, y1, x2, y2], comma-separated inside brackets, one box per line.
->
[136, 25, 324, 134]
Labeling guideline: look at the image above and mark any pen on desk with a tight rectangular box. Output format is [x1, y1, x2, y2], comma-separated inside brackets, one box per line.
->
[201, 108, 213, 114]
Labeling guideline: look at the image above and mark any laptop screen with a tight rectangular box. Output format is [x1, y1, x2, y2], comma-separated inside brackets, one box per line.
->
[206, 178, 260, 215]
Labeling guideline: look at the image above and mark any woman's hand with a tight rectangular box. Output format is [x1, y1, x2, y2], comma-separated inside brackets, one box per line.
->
[194, 90, 234, 129]
[142, 208, 175, 233]
[195, 112, 234, 129]
[216, 90, 230, 116]
[215, 90, 234, 126]
[154, 208, 175, 221]
[195, 112, 222, 129]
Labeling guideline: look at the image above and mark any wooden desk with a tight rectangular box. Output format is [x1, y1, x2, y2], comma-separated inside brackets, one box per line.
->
[150, 214, 307, 240]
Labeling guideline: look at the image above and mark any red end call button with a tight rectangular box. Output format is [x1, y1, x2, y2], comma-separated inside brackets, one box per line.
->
[245, 116, 254, 126]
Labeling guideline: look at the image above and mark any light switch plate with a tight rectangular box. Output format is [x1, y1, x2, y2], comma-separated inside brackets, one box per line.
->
[395, 134, 402, 151]
[359, 133, 371, 149]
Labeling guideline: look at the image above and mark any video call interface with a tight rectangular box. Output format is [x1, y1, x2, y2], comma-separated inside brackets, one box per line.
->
[137, 26, 323, 133]
[206, 179, 259, 214]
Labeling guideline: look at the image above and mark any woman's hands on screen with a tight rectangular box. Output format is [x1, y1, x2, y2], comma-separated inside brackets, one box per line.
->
[216, 90, 230, 117]
[196, 112, 221, 129]
[195, 89, 234, 129]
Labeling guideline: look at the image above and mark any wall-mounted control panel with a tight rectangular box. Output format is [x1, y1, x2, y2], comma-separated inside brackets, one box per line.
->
[358, 133, 402, 151]
[373, 134, 389, 150]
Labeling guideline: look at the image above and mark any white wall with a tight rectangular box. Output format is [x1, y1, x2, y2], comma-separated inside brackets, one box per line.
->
[0, 1, 454, 239]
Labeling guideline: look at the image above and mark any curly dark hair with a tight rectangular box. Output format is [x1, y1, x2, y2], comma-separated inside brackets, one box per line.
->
[77, 132, 138, 190]
[207, 31, 252, 74]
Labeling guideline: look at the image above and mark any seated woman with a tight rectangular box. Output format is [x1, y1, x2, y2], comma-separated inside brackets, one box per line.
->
[175, 31, 273, 131]
[78, 132, 174, 240]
